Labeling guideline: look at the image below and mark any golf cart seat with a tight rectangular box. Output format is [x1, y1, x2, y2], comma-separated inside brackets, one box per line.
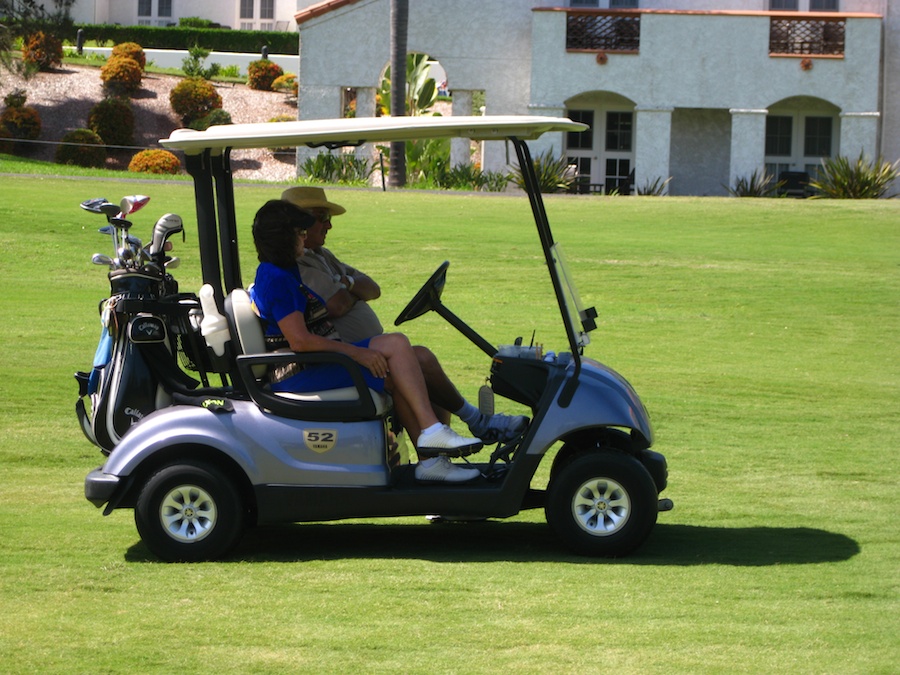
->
[220, 287, 391, 421]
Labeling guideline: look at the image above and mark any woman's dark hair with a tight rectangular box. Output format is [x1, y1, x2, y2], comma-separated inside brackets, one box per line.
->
[252, 199, 316, 268]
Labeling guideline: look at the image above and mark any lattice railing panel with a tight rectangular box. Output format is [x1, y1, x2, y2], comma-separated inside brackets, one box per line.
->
[769, 17, 845, 55]
[567, 12, 641, 52]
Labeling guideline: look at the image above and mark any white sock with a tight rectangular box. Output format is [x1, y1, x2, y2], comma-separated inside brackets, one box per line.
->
[454, 400, 480, 425]
[418, 422, 443, 438]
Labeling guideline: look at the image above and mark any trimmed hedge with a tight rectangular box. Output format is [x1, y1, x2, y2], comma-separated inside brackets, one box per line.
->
[56, 129, 106, 168]
[73, 24, 298, 55]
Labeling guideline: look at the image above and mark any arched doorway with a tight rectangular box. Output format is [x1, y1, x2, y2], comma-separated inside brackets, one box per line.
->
[565, 92, 637, 193]
[764, 96, 840, 178]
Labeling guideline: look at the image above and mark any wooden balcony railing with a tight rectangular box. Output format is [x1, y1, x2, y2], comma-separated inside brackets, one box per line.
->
[566, 11, 640, 52]
[769, 16, 845, 56]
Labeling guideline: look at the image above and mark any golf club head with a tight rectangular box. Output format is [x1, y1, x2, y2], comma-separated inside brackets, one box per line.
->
[150, 214, 184, 256]
[164, 256, 181, 269]
[119, 195, 150, 218]
[99, 203, 122, 221]
[80, 197, 110, 214]
[91, 253, 113, 267]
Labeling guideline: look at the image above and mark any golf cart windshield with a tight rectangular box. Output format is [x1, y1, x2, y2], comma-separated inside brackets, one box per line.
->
[551, 243, 596, 350]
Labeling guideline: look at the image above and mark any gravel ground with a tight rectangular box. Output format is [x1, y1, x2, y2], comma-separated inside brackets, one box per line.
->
[0, 64, 298, 181]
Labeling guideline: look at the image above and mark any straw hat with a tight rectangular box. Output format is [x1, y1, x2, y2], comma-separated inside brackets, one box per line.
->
[281, 186, 346, 216]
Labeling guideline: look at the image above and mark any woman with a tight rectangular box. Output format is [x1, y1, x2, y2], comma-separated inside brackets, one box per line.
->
[249, 200, 481, 483]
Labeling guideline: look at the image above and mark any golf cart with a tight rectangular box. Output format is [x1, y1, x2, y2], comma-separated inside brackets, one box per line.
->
[81, 115, 671, 561]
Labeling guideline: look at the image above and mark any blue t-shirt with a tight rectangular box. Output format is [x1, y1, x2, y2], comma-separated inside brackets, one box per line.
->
[250, 262, 383, 393]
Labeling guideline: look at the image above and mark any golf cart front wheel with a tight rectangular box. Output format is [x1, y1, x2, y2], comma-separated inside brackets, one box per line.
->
[135, 460, 245, 562]
[546, 452, 658, 557]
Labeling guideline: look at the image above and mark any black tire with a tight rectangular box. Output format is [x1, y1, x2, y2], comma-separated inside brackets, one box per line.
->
[134, 460, 245, 562]
[545, 451, 658, 557]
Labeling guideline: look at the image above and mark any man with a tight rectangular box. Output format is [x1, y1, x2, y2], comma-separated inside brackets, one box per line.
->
[283, 187, 382, 344]
[282, 186, 527, 445]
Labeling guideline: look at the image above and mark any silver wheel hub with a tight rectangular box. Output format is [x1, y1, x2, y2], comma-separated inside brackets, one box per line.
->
[160, 484, 217, 543]
[572, 477, 630, 536]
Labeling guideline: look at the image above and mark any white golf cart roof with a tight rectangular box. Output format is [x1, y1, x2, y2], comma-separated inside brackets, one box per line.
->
[160, 115, 586, 154]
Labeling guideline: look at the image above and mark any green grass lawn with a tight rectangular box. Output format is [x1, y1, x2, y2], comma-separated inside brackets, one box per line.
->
[0, 171, 897, 673]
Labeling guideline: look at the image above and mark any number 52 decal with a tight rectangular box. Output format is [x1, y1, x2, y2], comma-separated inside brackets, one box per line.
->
[304, 429, 337, 453]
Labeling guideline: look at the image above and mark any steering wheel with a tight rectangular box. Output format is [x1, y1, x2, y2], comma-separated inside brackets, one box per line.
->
[394, 261, 450, 326]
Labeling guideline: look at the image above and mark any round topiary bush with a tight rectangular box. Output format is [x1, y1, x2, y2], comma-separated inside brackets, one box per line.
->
[169, 77, 223, 124]
[111, 42, 146, 71]
[1, 104, 42, 141]
[88, 97, 134, 147]
[101, 56, 143, 96]
[22, 31, 63, 71]
[128, 149, 181, 175]
[247, 59, 284, 91]
[56, 129, 107, 168]
[188, 107, 233, 131]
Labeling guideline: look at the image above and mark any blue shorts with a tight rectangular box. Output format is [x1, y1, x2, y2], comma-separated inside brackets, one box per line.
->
[271, 338, 386, 394]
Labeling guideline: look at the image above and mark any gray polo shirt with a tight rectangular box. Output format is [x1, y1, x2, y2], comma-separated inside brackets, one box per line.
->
[297, 247, 383, 344]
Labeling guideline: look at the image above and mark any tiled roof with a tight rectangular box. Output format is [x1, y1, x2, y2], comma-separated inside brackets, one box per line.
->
[294, 0, 365, 25]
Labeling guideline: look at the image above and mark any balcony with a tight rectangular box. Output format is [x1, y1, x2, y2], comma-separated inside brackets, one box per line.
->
[566, 11, 641, 52]
[769, 15, 845, 56]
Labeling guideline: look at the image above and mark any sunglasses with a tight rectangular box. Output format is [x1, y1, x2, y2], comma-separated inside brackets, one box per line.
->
[311, 210, 331, 223]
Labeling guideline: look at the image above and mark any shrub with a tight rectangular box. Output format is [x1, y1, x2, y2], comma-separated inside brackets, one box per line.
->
[1, 104, 42, 141]
[128, 149, 181, 175]
[169, 77, 222, 124]
[0, 128, 14, 154]
[300, 151, 374, 185]
[88, 97, 134, 147]
[111, 42, 146, 71]
[725, 170, 783, 198]
[182, 44, 221, 80]
[247, 59, 283, 91]
[509, 150, 575, 193]
[808, 153, 900, 199]
[3, 90, 27, 109]
[188, 107, 232, 131]
[22, 31, 63, 71]
[271, 73, 297, 96]
[55, 129, 106, 168]
[100, 56, 143, 96]
[440, 162, 510, 192]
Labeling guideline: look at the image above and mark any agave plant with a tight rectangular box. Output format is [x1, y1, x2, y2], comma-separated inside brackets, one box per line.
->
[808, 153, 899, 199]
[637, 176, 673, 196]
[510, 150, 575, 194]
[725, 169, 784, 198]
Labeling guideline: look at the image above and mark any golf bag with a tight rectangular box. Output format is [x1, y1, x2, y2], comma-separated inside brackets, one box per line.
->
[75, 267, 207, 454]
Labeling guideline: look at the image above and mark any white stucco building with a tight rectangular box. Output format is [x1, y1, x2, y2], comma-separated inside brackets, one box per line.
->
[54, 1, 897, 195]
[65, 0, 299, 31]
[293, 0, 897, 196]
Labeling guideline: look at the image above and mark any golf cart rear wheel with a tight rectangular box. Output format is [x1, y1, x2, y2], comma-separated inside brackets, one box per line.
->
[135, 460, 244, 562]
[546, 452, 658, 557]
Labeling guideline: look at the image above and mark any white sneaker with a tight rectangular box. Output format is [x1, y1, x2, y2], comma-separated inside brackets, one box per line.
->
[415, 456, 481, 483]
[417, 424, 483, 455]
[468, 413, 529, 444]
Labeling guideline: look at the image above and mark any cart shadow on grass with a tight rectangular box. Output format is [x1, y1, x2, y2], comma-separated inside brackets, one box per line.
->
[125, 521, 859, 566]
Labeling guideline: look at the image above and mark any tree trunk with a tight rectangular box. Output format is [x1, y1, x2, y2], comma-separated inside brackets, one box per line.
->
[388, 0, 408, 188]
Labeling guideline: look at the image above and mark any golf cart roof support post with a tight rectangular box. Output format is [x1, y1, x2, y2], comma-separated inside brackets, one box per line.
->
[212, 149, 242, 293]
[510, 138, 581, 407]
[185, 151, 225, 305]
